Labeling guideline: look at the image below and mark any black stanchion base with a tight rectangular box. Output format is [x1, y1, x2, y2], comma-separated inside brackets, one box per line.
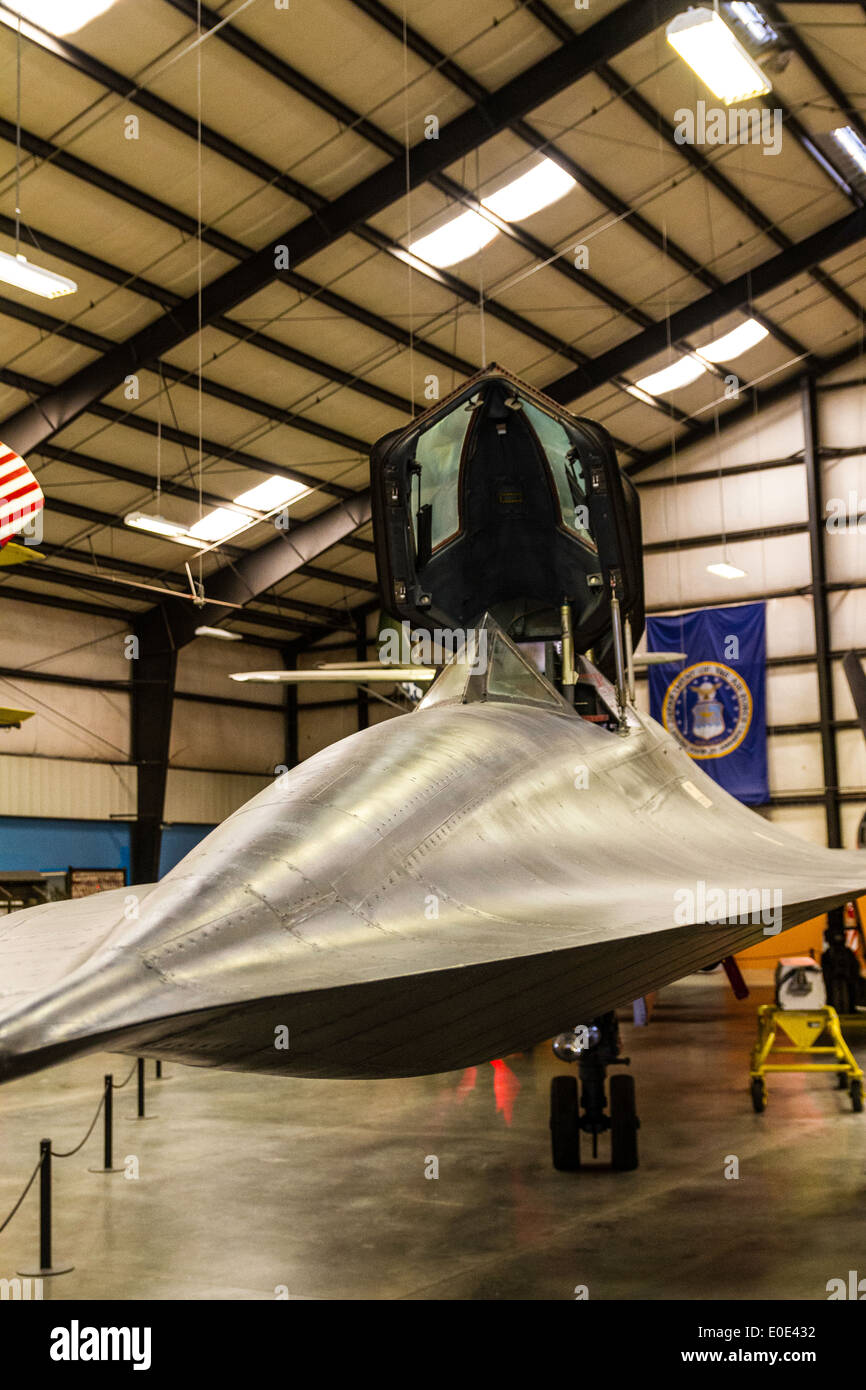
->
[16, 1264, 74, 1277]
[86, 1166, 124, 1174]
[129, 1114, 157, 1121]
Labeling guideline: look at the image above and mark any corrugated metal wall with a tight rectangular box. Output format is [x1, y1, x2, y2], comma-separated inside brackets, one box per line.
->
[634, 359, 866, 848]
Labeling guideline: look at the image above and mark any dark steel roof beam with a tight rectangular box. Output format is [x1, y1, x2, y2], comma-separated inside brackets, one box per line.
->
[1, 0, 681, 457]
[594, 60, 866, 328]
[0, 579, 132, 620]
[0, 293, 369, 467]
[42, 499, 353, 630]
[347, 0, 811, 366]
[0, 122, 646, 453]
[143, 492, 374, 648]
[544, 204, 866, 403]
[0, 358, 357, 502]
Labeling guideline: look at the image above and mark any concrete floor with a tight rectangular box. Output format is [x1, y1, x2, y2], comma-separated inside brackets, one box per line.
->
[1, 973, 864, 1301]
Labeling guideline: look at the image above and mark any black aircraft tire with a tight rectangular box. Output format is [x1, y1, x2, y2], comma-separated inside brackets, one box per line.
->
[751, 1078, 767, 1113]
[850, 1078, 864, 1113]
[610, 1073, 639, 1171]
[550, 1075, 581, 1171]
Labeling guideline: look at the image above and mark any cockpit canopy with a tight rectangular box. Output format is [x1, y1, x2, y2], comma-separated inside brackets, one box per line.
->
[371, 365, 643, 658]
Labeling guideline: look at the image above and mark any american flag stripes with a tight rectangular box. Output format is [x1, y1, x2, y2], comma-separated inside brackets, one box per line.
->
[0, 443, 44, 548]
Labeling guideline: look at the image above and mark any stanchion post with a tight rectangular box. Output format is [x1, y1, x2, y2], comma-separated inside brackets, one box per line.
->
[39, 1139, 51, 1272]
[18, 1140, 73, 1276]
[104, 1075, 113, 1170]
[155, 1060, 162, 1080]
[137, 1057, 145, 1118]
[89, 1075, 122, 1174]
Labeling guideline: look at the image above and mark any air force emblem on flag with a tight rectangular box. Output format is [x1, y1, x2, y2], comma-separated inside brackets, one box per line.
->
[661, 660, 753, 759]
[647, 603, 768, 805]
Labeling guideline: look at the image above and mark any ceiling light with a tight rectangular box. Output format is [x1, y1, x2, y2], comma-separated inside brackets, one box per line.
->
[0, 249, 76, 300]
[188, 507, 250, 542]
[667, 8, 771, 105]
[633, 356, 707, 396]
[482, 158, 576, 222]
[194, 626, 242, 641]
[624, 384, 659, 408]
[125, 511, 192, 540]
[8, 1, 118, 35]
[728, 3, 777, 46]
[408, 210, 498, 269]
[832, 126, 866, 177]
[707, 561, 747, 579]
[697, 318, 768, 362]
[234, 477, 309, 511]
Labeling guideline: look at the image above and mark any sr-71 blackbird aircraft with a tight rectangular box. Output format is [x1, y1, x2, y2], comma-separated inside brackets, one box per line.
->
[2, 366, 865, 1169]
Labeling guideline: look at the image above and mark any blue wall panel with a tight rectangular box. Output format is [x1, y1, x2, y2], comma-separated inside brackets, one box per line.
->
[158, 824, 215, 876]
[0, 817, 131, 875]
[0, 819, 216, 880]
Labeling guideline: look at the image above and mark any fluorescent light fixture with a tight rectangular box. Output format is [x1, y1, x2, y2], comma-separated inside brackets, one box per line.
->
[187, 507, 250, 542]
[728, 2, 777, 46]
[633, 356, 707, 397]
[9, 1, 118, 35]
[0, 249, 76, 300]
[194, 626, 242, 641]
[707, 561, 747, 579]
[624, 384, 659, 409]
[697, 318, 768, 363]
[125, 511, 192, 540]
[234, 476, 309, 511]
[482, 159, 576, 222]
[408, 210, 498, 268]
[832, 126, 866, 176]
[667, 8, 771, 105]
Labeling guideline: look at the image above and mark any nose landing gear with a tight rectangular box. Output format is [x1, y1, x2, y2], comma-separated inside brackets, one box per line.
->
[549, 1011, 639, 1171]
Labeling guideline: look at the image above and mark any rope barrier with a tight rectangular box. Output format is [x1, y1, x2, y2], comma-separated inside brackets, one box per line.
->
[111, 1060, 139, 1090]
[0, 1056, 143, 1238]
[0, 1150, 45, 1235]
[50, 1091, 106, 1159]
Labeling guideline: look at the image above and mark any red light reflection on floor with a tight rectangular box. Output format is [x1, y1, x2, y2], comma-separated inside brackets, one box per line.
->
[490, 1058, 521, 1126]
[455, 1066, 477, 1100]
[452, 1058, 522, 1125]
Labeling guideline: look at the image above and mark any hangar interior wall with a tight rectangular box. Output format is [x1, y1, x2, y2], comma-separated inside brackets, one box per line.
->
[0, 614, 283, 873]
[633, 357, 866, 853]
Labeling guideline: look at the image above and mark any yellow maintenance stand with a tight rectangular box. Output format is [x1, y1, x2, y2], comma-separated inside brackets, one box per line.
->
[750, 1003, 864, 1113]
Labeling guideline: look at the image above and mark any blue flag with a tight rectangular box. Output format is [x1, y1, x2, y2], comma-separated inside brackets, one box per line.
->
[646, 602, 768, 805]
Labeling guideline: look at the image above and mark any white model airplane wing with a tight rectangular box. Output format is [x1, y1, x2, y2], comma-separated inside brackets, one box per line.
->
[632, 652, 686, 666]
[229, 665, 437, 684]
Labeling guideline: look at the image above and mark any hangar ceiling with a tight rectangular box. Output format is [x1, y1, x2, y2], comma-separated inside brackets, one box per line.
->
[0, 0, 864, 650]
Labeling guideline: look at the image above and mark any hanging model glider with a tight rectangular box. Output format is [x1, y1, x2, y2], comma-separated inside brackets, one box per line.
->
[2, 368, 865, 1100]
[0, 708, 34, 730]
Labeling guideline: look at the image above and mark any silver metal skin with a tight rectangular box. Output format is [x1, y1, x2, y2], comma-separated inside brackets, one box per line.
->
[1, 629, 865, 1084]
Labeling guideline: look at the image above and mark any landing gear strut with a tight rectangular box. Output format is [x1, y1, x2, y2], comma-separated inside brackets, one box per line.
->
[549, 1012, 639, 1171]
